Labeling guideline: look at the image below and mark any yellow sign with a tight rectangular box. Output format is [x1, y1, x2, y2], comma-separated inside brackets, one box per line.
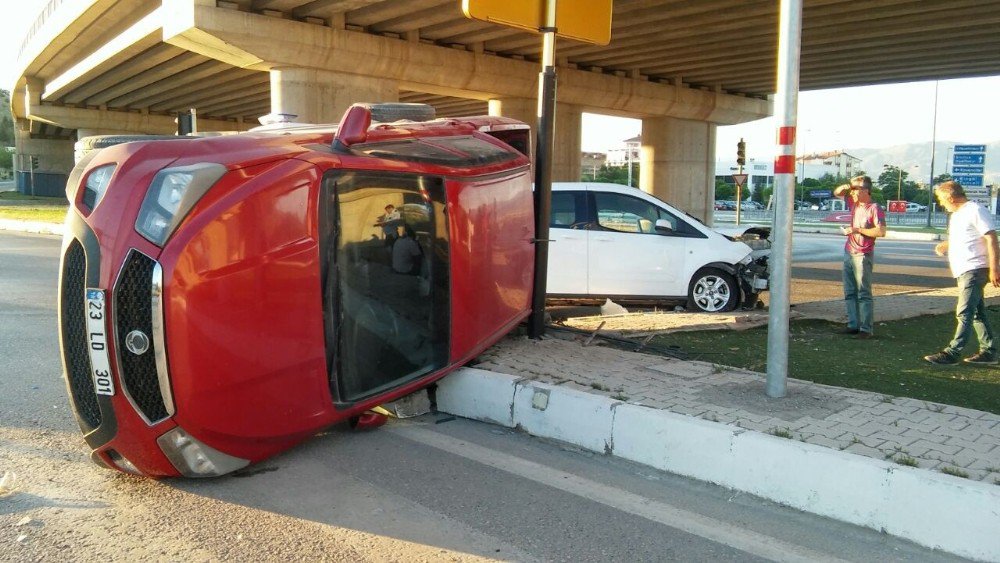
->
[462, 0, 612, 45]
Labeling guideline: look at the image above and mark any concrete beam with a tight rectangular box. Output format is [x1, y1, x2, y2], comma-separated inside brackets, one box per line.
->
[162, 2, 770, 124]
[43, 9, 164, 101]
[26, 103, 247, 134]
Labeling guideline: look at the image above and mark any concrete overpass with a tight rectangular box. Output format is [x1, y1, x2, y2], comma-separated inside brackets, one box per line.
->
[10, 0, 1000, 216]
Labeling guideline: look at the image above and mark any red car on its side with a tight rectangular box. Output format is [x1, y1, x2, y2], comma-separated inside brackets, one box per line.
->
[58, 103, 535, 477]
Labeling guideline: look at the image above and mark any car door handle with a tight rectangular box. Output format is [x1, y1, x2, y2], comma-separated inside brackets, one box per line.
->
[593, 237, 612, 242]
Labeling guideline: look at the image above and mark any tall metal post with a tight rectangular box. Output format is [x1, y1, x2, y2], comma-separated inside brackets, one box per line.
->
[925, 80, 939, 228]
[765, 0, 803, 398]
[527, 0, 558, 339]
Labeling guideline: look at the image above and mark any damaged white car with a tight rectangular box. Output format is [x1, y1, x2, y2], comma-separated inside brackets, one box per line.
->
[547, 182, 770, 312]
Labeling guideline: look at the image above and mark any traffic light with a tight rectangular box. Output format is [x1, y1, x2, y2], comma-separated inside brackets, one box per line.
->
[736, 139, 746, 166]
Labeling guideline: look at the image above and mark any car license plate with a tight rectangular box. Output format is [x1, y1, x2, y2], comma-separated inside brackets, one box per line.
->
[85, 289, 115, 396]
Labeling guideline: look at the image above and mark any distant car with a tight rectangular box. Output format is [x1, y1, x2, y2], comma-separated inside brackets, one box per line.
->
[548, 182, 771, 313]
[905, 202, 927, 213]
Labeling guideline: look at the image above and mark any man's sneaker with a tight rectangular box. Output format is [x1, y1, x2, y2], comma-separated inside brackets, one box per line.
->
[855, 331, 873, 340]
[963, 351, 999, 365]
[924, 351, 958, 365]
[836, 327, 859, 335]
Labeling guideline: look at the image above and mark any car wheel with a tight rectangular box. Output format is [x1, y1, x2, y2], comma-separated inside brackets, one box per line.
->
[687, 269, 739, 313]
[74, 134, 187, 163]
[358, 103, 436, 123]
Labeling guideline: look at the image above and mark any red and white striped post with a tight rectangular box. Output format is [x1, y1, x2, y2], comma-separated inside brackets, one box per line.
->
[765, 0, 803, 398]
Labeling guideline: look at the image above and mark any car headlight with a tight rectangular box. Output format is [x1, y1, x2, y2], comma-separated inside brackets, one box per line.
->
[135, 163, 227, 246]
[156, 427, 249, 477]
[82, 164, 116, 211]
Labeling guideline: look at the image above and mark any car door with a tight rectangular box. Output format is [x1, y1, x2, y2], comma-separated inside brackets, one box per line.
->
[587, 191, 688, 297]
[547, 190, 590, 295]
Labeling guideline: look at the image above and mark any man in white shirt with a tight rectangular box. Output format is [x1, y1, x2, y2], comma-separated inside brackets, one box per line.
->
[924, 181, 1000, 365]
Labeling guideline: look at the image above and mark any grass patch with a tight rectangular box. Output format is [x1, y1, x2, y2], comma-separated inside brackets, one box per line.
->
[0, 191, 67, 204]
[648, 307, 1000, 414]
[940, 466, 969, 479]
[0, 206, 68, 223]
[769, 427, 793, 439]
[893, 455, 918, 467]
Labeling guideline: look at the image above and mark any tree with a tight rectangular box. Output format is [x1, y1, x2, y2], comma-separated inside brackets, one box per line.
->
[714, 179, 735, 200]
[0, 89, 13, 147]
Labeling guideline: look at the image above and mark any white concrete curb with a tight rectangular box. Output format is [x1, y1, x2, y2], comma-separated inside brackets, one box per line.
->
[437, 367, 1000, 562]
[0, 219, 64, 236]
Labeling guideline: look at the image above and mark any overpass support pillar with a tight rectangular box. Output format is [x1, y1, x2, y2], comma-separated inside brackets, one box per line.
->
[553, 104, 582, 182]
[640, 116, 717, 223]
[269, 67, 398, 125]
[488, 98, 581, 181]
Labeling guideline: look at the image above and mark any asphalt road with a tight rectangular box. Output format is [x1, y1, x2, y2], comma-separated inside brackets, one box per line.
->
[0, 231, 968, 561]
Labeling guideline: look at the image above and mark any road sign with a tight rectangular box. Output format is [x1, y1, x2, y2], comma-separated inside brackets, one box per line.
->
[953, 174, 985, 187]
[462, 0, 613, 44]
[954, 145, 986, 153]
[953, 154, 985, 165]
[809, 189, 832, 198]
[732, 173, 747, 188]
[952, 165, 985, 174]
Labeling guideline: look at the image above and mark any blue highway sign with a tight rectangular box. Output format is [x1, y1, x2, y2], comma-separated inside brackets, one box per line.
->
[953, 154, 985, 165]
[954, 145, 986, 153]
[952, 165, 985, 174]
[809, 189, 832, 198]
[952, 174, 984, 187]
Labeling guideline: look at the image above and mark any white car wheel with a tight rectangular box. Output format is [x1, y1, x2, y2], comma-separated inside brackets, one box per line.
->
[688, 269, 738, 313]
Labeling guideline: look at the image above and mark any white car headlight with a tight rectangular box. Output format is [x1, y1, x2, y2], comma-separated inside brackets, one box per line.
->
[135, 163, 226, 246]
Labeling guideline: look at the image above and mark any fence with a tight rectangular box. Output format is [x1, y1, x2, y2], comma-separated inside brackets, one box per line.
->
[715, 209, 948, 228]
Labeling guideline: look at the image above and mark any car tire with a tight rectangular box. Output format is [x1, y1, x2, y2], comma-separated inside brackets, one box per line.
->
[74, 134, 186, 163]
[687, 268, 739, 313]
[358, 103, 436, 123]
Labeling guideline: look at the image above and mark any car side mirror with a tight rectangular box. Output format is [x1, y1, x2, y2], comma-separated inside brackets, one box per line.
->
[654, 219, 673, 234]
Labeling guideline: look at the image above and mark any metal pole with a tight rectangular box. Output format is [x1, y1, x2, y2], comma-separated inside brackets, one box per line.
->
[736, 163, 743, 226]
[926, 81, 938, 228]
[527, 0, 557, 339]
[897, 168, 902, 201]
[765, 0, 803, 398]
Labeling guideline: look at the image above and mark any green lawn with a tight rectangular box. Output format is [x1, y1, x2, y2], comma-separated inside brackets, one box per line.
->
[0, 191, 67, 204]
[650, 307, 1000, 414]
[0, 192, 68, 223]
[0, 206, 68, 223]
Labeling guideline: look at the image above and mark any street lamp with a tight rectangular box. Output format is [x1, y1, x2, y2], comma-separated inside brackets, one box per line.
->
[884, 164, 903, 201]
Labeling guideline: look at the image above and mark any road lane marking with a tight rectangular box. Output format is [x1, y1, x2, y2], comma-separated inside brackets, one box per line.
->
[390, 424, 849, 563]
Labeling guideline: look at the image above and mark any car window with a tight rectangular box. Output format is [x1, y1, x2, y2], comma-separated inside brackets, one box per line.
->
[320, 171, 450, 402]
[551, 191, 586, 228]
[594, 192, 673, 234]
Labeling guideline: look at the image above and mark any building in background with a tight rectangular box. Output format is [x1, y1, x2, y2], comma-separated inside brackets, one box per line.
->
[606, 135, 641, 166]
[580, 151, 607, 178]
[796, 151, 862, 181]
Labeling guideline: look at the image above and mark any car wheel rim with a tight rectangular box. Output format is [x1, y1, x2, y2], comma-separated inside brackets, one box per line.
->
[693, 275, 730, 312]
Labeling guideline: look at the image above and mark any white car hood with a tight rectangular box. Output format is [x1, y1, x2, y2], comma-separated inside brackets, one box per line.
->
[713, 226, 772, 251]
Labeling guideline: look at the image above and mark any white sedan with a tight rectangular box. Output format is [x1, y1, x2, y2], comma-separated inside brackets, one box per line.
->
[547, 182, 770, 312]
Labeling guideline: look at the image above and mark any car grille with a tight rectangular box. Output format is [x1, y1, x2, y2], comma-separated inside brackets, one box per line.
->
[60, 239, 102, 429]
[114, 251, 169, 423]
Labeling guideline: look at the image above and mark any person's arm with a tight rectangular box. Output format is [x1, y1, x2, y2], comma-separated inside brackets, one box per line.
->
[934, 240, 949, 257]
[848, 208, 886, 238]
[985, 230, 1000, 287]
[833, 184, 851, 197]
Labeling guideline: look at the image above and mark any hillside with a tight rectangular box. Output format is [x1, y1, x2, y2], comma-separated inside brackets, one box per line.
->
[847, 140, 1000, 184]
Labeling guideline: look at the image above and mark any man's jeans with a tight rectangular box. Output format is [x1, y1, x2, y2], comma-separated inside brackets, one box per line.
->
[843, 251, 874, 333]
[944, 268, 995, 357]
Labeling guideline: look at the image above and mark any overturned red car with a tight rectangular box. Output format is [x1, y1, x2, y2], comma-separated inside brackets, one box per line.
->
[58, 103, 534, 477]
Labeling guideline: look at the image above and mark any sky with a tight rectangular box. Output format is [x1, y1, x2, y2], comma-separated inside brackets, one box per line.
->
[3, 0, 999, 161]
[583, 76, 1000, 160]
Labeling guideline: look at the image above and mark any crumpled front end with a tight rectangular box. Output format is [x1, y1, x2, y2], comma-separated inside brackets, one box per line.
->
[733, 228, 771, 309]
